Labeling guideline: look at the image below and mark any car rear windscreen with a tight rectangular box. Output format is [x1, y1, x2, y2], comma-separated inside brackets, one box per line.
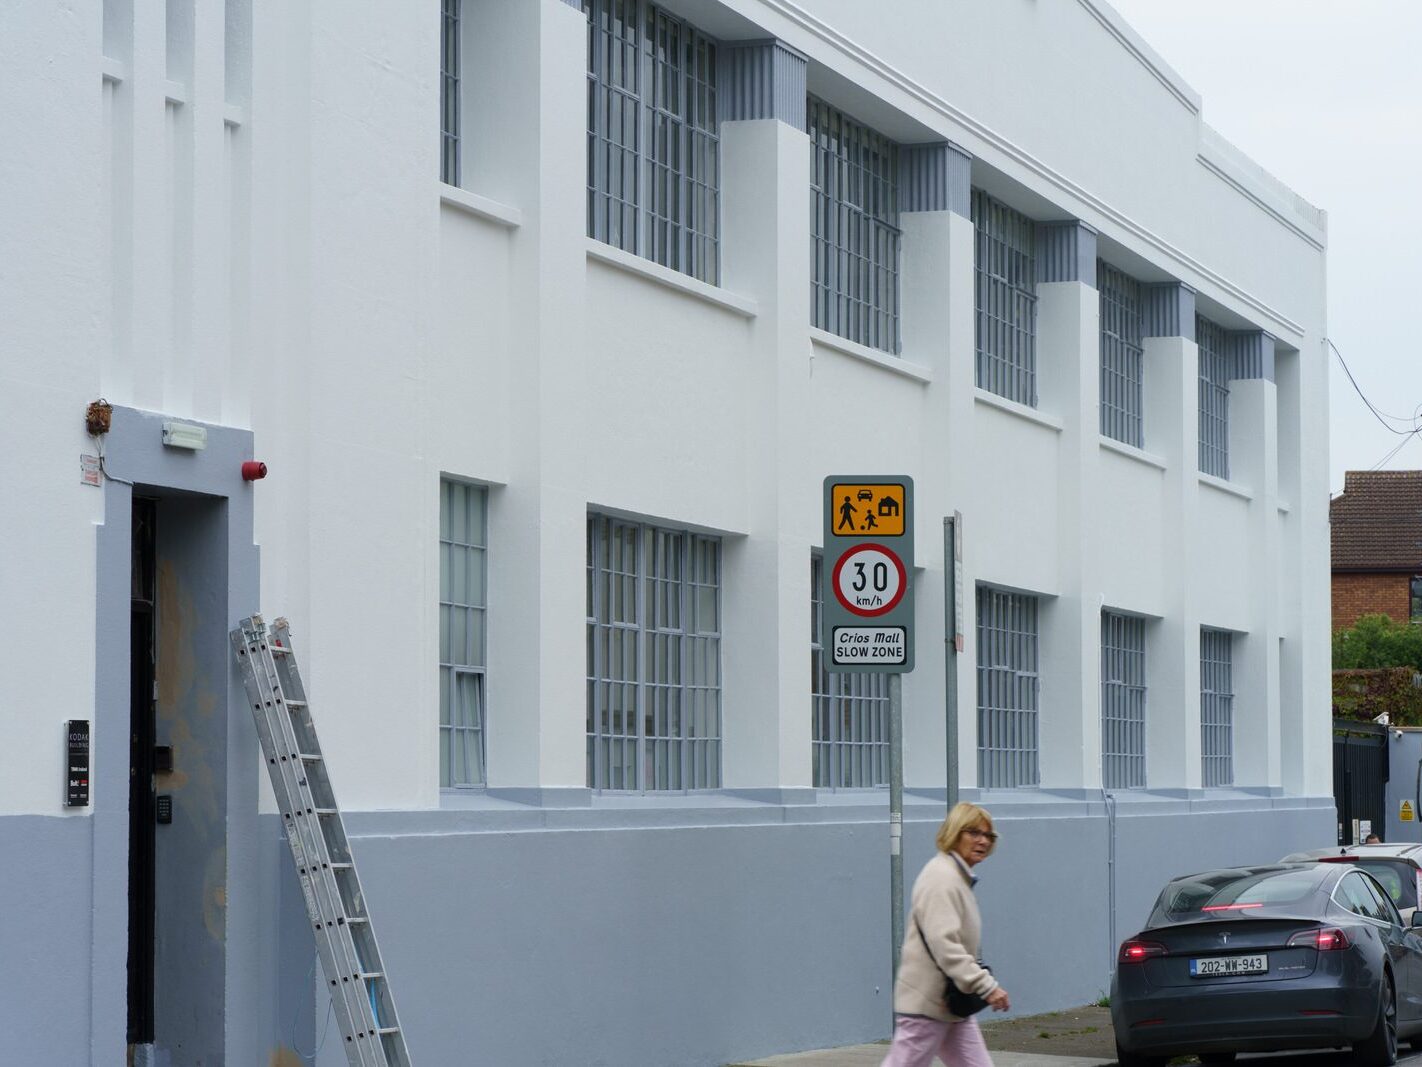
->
[1354, 861, 1420, 910]
[1151, 867, 1327, 924]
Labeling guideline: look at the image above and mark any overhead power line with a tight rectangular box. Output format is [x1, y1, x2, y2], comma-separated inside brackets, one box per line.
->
[1328, 338, 1419, 434]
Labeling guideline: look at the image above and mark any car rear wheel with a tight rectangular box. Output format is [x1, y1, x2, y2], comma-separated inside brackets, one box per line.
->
[1113, 1043, 1167, 1067]
[1353, 974, 1398, 1067]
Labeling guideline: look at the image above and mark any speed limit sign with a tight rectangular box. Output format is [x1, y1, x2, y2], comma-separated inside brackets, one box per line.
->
[822, 476, 914, 673]
[832, 544, 907, 617]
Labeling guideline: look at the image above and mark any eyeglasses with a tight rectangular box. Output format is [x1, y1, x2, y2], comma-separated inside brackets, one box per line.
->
[962, 828, 999, 842]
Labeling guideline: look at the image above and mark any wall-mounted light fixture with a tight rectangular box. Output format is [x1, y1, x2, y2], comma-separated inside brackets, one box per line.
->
[161, 421, 207, 451]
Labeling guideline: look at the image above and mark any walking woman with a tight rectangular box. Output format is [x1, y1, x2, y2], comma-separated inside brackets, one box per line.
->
[881, 802, 1010, 1067]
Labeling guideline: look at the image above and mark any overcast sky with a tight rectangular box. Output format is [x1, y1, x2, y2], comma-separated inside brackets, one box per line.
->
[1104, 0, 1422, 497]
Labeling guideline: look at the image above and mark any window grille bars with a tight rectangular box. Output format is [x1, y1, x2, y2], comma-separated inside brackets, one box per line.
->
[808, 98, 901, 354]
[976, 587, 1040, 788]
[1101, 612, 1147, 789]
[439, 479, 487, 787]
[1200, 628, 1234, 787]
[440, 0, 460, 186]
[973, 190, 1037, 406]
[1197, 315, 1230, 478]
[586, 515, 722, 791]
[584, 0, 719, 283]
[810, 556, 889, 788]
[1099, 262, 1144, 448]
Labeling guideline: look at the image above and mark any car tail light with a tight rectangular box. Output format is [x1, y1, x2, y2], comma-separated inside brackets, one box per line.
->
[1287, 928, 1350, 951]
[1118, 939, 1166, 963]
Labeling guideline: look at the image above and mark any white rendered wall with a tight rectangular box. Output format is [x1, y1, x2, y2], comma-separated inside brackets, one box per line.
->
[0, 0, 1332, 814]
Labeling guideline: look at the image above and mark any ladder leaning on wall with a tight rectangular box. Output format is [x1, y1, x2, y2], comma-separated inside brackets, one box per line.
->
[230, 614, 413, 1067]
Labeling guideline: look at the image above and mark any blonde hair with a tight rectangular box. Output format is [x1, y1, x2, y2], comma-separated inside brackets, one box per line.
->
[935, 802, 997, 857]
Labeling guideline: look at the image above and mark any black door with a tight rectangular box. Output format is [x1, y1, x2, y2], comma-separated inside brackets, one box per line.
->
[1334, 718, 1389, 845]
[128, 497, 157, 1044]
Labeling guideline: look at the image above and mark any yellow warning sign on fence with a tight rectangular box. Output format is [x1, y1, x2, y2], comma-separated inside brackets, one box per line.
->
[1402, 800, 1415, 823]
[829, 483, 907, 537]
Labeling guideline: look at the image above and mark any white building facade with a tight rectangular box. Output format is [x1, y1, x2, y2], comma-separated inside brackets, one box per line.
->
[1, 0, 1332, 1064]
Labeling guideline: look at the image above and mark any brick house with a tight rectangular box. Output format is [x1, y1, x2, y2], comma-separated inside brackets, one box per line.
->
[1332, 470, 1422, 629]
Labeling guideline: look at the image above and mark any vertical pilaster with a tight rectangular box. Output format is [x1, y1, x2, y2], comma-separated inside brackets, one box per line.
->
[129, 0, 168, 411]
[717, 41, 813, 797]
[899, 141, 969, 791]
[1142, 283, 1199, 792]
[480, 0, 589, 796]
[1035, 220, 1098, 792]
[189, 0, 227, 421]
[1294, 333, 1333, 796]
[1230, 332, 1281, 789]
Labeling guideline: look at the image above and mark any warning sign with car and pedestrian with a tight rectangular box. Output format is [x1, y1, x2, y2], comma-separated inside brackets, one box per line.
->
[822, 476, 914, 673]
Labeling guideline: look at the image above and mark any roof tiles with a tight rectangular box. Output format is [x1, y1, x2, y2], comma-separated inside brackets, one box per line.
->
[1331, 470, 1422, 571]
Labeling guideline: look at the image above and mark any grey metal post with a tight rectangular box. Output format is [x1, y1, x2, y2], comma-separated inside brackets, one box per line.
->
[889, 671, 904, 992]
[943, 516, 959, 809]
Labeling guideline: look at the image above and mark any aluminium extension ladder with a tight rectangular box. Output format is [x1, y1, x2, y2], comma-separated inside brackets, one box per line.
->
[231, 614, 413, 1067]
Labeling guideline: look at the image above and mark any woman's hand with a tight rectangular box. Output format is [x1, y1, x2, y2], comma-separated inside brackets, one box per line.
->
[986, 987, 1010, 1012]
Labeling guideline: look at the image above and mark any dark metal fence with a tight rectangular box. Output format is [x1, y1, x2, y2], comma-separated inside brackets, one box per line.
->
[1334, 719, 1389, 845]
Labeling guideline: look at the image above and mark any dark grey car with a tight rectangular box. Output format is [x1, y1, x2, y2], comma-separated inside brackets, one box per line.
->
[1111, 863, 1422, 1066]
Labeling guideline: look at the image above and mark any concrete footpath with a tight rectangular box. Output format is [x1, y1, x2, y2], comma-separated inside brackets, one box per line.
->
[730, 1047, 1110, 1067]
[728, 1004, 1119, 1067]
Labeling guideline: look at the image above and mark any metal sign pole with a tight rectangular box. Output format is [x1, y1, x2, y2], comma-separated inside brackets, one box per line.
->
[943, 515, 959, 809]
[888, 672, 904, 988]
[821, 475, 915, 1026]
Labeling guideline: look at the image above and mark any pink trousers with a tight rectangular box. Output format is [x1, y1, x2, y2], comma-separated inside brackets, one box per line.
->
[879, 1013, 994, 1067]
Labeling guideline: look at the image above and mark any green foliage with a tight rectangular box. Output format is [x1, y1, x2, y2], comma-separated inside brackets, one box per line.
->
[1333, 614, 1422, 671]
[1333, 668, 1422, 726]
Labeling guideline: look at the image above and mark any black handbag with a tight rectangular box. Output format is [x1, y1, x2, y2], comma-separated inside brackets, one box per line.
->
[916, 923, 992, 1016]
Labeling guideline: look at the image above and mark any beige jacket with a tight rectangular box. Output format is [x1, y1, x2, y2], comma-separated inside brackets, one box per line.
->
[893, 851, 998, 1021]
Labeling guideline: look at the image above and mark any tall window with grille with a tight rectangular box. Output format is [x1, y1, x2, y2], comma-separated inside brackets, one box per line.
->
[440, 0, 460, 186]
[440, 479, 487, 787]
[1099, 262, 1144, 447]
[808, 99, 901, 354]
[586, 515, 722, 790]
[583, 0, 719, 283]
[973, 190, 1037, 406]
[1200, 628, 1234, 787]
[810, 556, 889, 787]
[1101, 612, 1147, 789]
[977, 587, 1040, 788]
[1412, 577, 1422, 623]
[1197, 315, 1230, 478]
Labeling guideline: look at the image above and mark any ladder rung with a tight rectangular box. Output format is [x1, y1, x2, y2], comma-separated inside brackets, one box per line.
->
[230, 615, 409, 1065]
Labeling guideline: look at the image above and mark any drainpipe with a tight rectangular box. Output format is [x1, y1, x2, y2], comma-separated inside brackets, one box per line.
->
[1103, 787, 1118, 982]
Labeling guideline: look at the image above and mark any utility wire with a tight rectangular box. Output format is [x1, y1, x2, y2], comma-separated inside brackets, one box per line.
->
[1369, 429, 1421, 471]
[1329, 338, 1418, 434]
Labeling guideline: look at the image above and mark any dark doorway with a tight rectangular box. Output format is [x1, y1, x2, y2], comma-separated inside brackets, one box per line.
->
[1334, 718, 1389, 845]
[128, 497, 157, 1044]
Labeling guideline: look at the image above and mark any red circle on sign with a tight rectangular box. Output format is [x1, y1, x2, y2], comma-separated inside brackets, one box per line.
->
[831, 544, 907, 618]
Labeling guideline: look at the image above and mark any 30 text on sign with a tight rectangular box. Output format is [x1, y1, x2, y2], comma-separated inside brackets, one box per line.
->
[832, 544, 907, 617]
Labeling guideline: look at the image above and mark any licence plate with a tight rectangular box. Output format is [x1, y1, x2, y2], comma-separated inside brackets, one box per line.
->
[1190, 954, 1268, 978]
